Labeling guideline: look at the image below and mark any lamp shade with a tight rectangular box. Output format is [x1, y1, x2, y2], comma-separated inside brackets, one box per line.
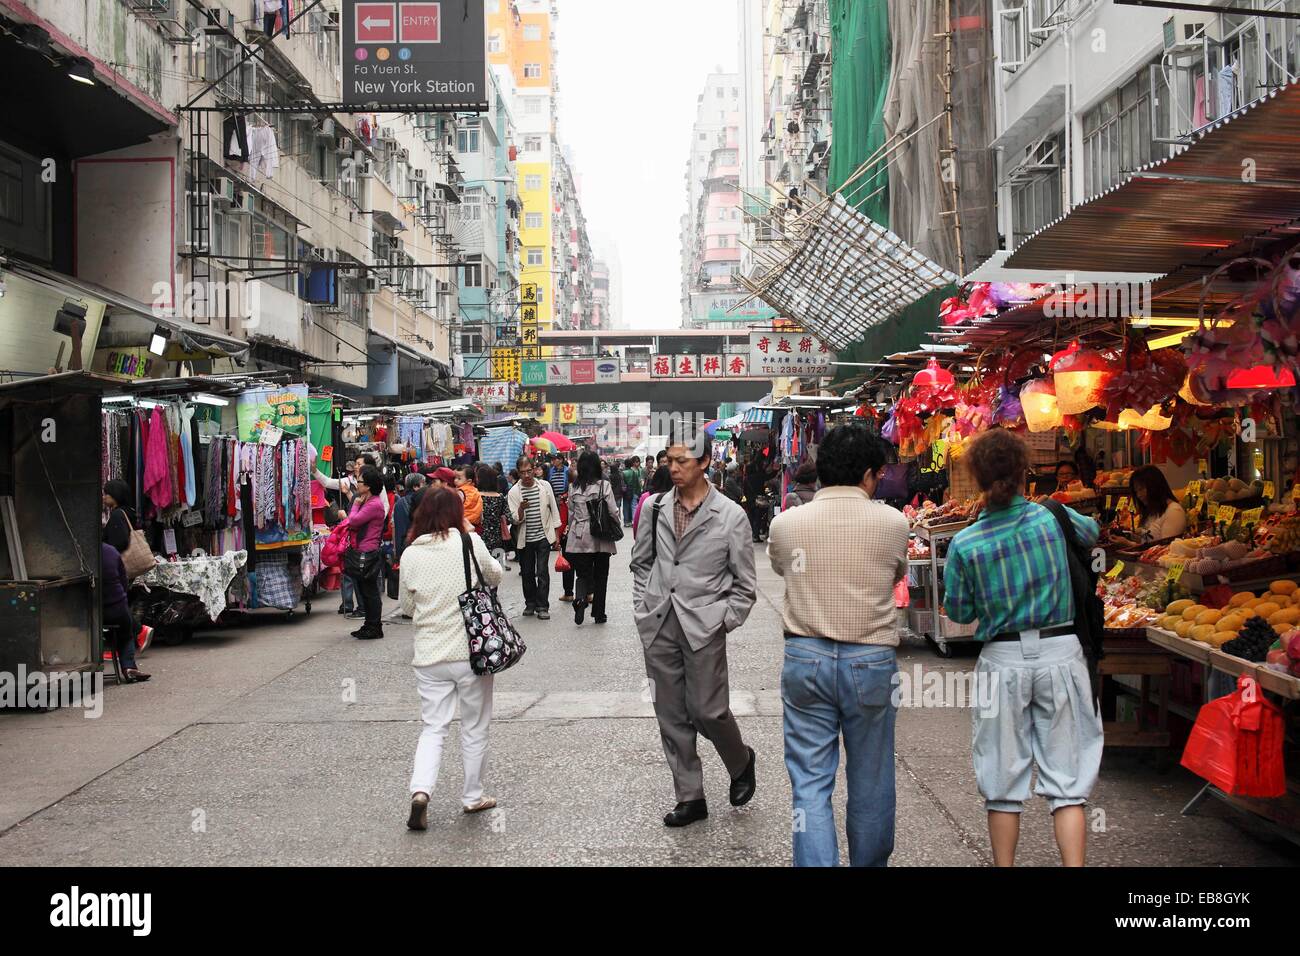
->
[1050, 341, 1113, 414]
[912, 357, 955, 389]
[1116, 404, 1173, 431]
[1020, 378, 1062, 432]
[1178, 371, 1212, 406]
[1225, 365, 1296, 389]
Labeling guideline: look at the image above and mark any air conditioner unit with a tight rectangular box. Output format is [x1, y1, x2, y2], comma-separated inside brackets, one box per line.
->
[437, 280, 451, 295]
[319, 118, 335, 137]
[1163, 13, 1218, 50]
[410, 167, 427, 183]
[212, 176, 235, 203]
[362, 275, 381, 294]
[379, 126, 397, 141]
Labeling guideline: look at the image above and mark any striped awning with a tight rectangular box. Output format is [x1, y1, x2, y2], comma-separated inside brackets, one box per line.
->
[741, 407, 776, 427]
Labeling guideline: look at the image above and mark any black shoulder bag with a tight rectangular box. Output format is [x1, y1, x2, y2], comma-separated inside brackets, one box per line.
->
[1040, 499, 1105, 712]
[588, 480, 624, 542]
[458, 531, 527, 675]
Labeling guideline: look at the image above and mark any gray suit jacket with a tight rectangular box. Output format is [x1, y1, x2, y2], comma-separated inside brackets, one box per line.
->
[629, 486, 757, 651]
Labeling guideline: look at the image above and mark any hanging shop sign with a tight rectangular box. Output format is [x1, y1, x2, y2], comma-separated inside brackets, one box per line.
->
[342, 0, 488, 110]
[570, 359, 596, 385]
[237, 385, 309, 442]
[546, 359, 572, 386]
[491, 346, 522, 383]
[566, 425, 598, 438]
[559, 402, 580, 425]
[500, 388, 545, 413]
[582, 402, 624, 416]
[650, 354, 750, 378]
[749, 331, 834, 377]
[93, 347, 159, 380]
[462, 381, 513, 405]
[521, 360, 547, 387]
[595, 358, 620, 384]
[520, 283, 539, 304]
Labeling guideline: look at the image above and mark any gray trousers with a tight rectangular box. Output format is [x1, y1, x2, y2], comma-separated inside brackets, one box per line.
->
[644, 609, 750, 802]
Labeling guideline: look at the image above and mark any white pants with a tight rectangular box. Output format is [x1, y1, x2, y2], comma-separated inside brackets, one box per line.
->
[410, 661, 494, 805]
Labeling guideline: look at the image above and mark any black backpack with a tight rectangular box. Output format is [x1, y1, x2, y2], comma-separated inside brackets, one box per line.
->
[1040, 499, 1104, 710]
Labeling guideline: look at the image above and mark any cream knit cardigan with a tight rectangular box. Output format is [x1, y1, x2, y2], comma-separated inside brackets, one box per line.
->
[400, 531, 503, 666]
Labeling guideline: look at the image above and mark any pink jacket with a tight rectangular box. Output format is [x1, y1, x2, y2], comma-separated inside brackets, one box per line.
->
[321, 520, 351, 568]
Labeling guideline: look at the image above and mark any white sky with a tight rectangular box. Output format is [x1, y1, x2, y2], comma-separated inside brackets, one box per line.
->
[555, 0, 739, 329]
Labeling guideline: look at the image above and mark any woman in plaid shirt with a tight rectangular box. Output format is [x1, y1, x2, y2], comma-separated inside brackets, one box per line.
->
[943, 429, 1104, 867]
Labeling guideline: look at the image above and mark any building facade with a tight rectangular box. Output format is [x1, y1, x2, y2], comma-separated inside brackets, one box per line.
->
[681, 72, 743, 329]
[0, 0, 466, 403]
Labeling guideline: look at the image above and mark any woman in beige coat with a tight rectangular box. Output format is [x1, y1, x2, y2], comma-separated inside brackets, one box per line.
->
[564, 451, 621, 626]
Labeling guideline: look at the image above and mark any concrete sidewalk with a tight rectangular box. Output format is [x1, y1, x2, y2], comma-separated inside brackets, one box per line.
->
[1, 543, 1295, 865]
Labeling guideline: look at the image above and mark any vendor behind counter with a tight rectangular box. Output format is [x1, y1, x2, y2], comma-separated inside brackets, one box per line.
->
[1110, 464, 1187, 546]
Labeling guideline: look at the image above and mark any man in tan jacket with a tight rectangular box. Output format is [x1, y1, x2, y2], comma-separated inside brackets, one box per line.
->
[630, 427, 758, 827]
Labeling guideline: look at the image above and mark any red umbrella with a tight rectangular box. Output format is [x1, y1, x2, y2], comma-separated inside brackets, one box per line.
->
[539, 430, 577, 452]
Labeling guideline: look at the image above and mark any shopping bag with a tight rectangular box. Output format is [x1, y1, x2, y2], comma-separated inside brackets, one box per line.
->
[555, 552, 572, 573]
[120, 514, 157, 580]
[893, 578, 910, 609]
[458, 532, 526, 676]
[1180, 675, 1286, 798]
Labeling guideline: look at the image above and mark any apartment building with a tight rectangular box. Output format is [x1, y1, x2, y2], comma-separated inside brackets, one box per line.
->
[681, 72, 744, 329]
[0, 0, 462, 404]
[994, 0, 1300, 255]
[455, 68, 522, 382]
[553, 147, 593, 332]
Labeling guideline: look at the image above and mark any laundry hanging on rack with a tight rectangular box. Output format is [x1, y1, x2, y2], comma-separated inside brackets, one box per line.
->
[224, 113, 250, 163]
[397, 416, 425, 461]
[248, 123, 280, 183]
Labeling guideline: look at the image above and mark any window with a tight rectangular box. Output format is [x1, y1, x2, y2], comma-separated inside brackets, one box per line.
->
[525, 211, 543, 229]
[524, 24, 542, 41]
[461, 329, 486, 353]
[462, 255, 484, 288]
[524, 63, 542, 79]
[488, 32, 503, 53]
[1010, 133, 1063, 250]
[525, 174, 542, 191]
[716, 87, 724, 98]
[525, 96, 544, 115]
[524, 134, 543, 153]
[699, 133, 707, 141]
[457, 127, 480, 153]
[251, 215, 293, 292]
[1081, 69, 1156, 197]
[527, 247, 544, 266]
[460, 188, 483, 222]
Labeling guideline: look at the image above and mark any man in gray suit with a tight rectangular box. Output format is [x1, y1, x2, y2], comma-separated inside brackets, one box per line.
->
[630, 425, 758, 827]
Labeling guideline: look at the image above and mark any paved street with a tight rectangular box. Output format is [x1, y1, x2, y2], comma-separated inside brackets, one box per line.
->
[1, 543, 1296, 867]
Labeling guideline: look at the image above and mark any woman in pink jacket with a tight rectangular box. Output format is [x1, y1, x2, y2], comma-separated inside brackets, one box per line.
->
[348, 466, 388, 640]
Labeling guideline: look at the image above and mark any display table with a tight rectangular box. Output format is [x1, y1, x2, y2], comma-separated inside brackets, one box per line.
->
[135, 551, 249, 620]
[1146, 625, 1300, 844]
[1098, 635, 1172, 748]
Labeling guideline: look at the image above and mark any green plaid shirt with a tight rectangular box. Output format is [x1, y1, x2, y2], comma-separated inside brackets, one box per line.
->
[943, 496, 1099, 642]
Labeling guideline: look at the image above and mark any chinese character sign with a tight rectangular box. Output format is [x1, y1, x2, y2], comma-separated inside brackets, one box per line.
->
[650, 354, 674, 378]
[521, 283, 538, 303]
[700, 354, 723, 378]
[491, 346, 522, 383]
[748, 331, 833, 376]
[463, 381, 512, 405]
[649, 354, 749, 378]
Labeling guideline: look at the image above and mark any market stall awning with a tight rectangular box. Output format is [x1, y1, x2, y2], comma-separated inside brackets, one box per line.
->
[3, 257, 250, 361]
[740, 193, 959, 351]
[741, 407, 777, 427]
[1005, 81, 1300, 277]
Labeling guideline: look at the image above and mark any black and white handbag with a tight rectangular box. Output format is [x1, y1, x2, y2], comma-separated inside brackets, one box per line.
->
[457, 532, 527, 675]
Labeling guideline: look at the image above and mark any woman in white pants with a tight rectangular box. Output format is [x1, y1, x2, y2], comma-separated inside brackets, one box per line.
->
[398, 487, 502, 830]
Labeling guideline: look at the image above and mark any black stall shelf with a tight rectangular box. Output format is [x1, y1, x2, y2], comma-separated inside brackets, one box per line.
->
[0, 373, 116, 683]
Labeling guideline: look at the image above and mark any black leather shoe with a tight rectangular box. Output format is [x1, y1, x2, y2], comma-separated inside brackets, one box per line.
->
[729, 747, 756, 807]
[350, 626, 367, 638]
[663, 799, 708, 827]
[574, 599, 586, 625]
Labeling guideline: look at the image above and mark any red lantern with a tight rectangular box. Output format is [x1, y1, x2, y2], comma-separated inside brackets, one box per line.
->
[1050, 340, 1114, 414]
[1226, 365, 1296, 389]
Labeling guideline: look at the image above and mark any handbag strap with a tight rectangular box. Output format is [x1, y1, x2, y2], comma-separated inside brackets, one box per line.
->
[649, 492, 667, 562]
[459, 530, 485, 590]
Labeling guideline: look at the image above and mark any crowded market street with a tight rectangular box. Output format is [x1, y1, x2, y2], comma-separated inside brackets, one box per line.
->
[0, 543, 1292, 867]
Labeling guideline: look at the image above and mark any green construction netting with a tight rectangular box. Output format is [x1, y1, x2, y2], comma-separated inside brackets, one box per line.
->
[827, 0, 937, 371]
[828, 0, 890, 227]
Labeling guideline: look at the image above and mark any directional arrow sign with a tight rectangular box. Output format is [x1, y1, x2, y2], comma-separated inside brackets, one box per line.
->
[355, 3, 397, 43]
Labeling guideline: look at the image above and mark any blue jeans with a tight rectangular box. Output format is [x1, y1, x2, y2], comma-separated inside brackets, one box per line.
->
[782, 638, 898, 867]
[622, 494, 634, 524]
[340, 574, 355, 612]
